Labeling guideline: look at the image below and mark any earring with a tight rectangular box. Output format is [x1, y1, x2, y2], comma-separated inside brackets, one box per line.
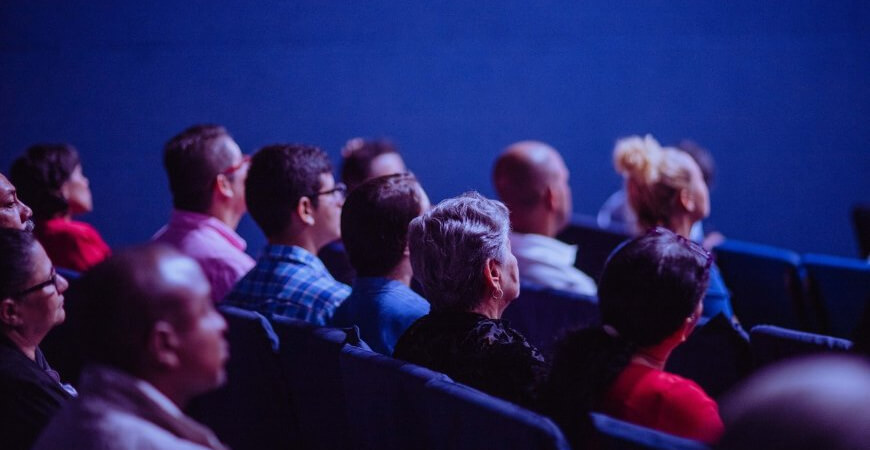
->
[492, 288, 503, 300]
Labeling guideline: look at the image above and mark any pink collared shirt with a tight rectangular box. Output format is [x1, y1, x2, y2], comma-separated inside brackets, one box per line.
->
[152, 210, 255, 302]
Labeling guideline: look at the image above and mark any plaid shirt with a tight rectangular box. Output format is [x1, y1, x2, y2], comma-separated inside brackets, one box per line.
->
[224, 244, 351, 326]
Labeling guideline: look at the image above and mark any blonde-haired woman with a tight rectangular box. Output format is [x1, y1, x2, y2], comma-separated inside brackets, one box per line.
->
[613, 134, 734, 321]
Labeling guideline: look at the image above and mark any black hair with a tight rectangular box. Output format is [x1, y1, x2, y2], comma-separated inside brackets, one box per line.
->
[9, 143, 80, 220]
[0, 228, 37, 299]
[340, 138, 399, 192]
[539, 227, 711, 447]
[163, 124, 236, 213]
[245, 144, 332, 238]
[341, 173, 423, 277]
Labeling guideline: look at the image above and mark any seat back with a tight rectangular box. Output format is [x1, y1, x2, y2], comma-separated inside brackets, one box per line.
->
[556, 214, 632, 282]
[423, 379, 570, 450]
[186, 306, 295, 450]
[590, 413, 710, 450]
[271, 316, 357, 450]
[712, 239, 808, 331]
[852, 204, 870, 258]
[338, 345, 451, 450]
[802, 253, 870, 338]
[502, 284, 600, 356]
[750, 324, 853, 369]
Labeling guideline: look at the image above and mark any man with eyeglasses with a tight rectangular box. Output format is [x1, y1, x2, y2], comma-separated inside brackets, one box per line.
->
[152, 124, 255, 302]
[224, 144, 351, 326]
[0, 173, 35, 232]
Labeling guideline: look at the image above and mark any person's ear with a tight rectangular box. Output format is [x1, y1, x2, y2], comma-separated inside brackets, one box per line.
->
[0, 298, 21, 327]
[59, 180, 72, 201]
[483, 258, 504, 300]
[148, 321, 181, 370]
[297, 196, 316, 226]
[679, 187, 695, 213]
[402, 244, 410, 257]
[214, 174, 235, 200]
[543, 185, 558, 212]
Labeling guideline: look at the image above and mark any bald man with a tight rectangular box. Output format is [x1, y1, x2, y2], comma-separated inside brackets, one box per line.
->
[493, 141, 596, 296]
[34, 244, 228, 450]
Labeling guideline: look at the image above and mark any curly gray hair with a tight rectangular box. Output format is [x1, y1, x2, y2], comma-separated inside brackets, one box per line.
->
[408, 191, 511, 312]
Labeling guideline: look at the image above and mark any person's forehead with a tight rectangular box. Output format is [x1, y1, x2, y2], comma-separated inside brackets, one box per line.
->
[0, 174, 13, 196]
[319, 171, 335, 186]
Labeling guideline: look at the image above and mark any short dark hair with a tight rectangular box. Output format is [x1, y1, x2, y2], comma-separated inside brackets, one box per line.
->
[340, 138, 399, 191]
[0, 228, 37, 299]
[245, 144, 333, 238]
[74, 244, 195, 374]
[163, 124, 236, 213]
[341, 173, 424, 277]
[9, 143, 80, 220]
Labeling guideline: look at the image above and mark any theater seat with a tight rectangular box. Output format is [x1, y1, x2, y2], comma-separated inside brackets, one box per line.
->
[712, 239, 808, 331]
[802, 253, 870, 338]
[749, 324, 853, 369]
[590, 413, 710, 450]
[186, 306, 295, 450]
[502, 283, 599, 356]
[423, 379, 570, 450]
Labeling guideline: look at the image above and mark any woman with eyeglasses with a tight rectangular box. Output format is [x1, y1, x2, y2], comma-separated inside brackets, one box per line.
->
[612, 135, 734, 322]
[0, 228, 76, 450]
[10, 143, 110, 272]
[540, 228, 724, 446]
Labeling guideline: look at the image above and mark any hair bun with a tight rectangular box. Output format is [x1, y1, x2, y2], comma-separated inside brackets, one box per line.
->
[613, 134, 663, 184]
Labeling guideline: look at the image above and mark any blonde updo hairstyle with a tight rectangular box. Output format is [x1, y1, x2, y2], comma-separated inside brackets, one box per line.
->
[613, 134, 697, 230]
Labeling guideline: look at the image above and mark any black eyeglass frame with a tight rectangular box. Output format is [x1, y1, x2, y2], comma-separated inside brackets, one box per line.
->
[12, 268, 58, 298]
[311, 182, 347, 199]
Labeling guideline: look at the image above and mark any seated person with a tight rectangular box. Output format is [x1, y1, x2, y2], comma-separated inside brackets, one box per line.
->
[152, 124, 255, 302]
[0, 229, 75, 450]
[320, 137, 408, 285]
[10, 144, 110, 271]
[540, 227, 723, 446]
[492, 141, 596, 296]
[225, 144, 350, 325]
[393, 192, 547, 408]
[33, 244, 228, 450]
[612, 135, 734, 321]
[0, 173, 35, 231]
[332, 173, 430, 355]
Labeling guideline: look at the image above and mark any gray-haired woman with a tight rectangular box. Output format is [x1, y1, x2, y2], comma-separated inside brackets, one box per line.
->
[393, 192, 547, 407]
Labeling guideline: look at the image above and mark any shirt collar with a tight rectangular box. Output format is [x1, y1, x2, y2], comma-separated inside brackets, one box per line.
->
[262, 244, 329, 274]
[509, 232, 578, 265]
[168, 210, 247, 251]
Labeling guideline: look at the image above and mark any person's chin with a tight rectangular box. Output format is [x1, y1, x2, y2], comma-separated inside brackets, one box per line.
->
[23, 220, 35, 232]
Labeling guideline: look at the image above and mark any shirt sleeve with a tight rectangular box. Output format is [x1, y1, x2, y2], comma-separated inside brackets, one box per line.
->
[658, 379, 725, 443]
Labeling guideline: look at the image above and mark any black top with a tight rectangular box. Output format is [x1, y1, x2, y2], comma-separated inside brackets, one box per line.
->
[393, 310, 548, 407]
[0, 333, 73, 450]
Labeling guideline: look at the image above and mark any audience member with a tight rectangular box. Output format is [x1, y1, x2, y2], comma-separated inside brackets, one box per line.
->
[320, 137, 409, 285]
[10, 144, 110, 271]
[33, 244, 228, 450]
[493, 141, 596, 296]
[0, 228, 75, 450]
[332, 173, 430, 354]
[541, 227, 723, 446]
[0, 173, 35, 231]
[393, 192, 547, 408]
[224, 144, 351, 325]
[152, 124, 254, 302]
[612, 134, 734, 321]
[718, 355, 870, 450]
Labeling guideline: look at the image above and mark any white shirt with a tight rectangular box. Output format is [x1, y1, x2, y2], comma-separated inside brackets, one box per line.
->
[510, 232, 597, 296]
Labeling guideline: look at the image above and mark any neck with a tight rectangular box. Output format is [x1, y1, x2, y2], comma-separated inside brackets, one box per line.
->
[383, 257, 413, 287]
[146, 376, 190, 409]
[3, 330, 38, 360]
[471, 298, 505, 320]
[510, 207, 559, 237]
[669, 216, 694, 239]
[631, 340, 678, 370]
[206, 204, 241, 230]
[269, 230, 319, 255]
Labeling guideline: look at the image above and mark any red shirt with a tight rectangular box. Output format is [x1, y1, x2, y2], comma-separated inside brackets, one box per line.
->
[36, 218, 111, 272]
[600, 362, 724, 443]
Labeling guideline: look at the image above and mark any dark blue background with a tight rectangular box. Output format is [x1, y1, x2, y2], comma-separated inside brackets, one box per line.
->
[2, 1, 868, 257]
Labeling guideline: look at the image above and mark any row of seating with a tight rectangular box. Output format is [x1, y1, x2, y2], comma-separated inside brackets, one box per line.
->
[556, 216, 870, 338]
[189, 306, 717, 450]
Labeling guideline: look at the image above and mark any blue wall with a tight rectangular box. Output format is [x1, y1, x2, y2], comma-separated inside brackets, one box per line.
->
[2, 1, 868, 257]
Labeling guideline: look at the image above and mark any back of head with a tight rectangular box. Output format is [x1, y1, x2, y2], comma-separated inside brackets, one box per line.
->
[613, 135, 696, 230]
[676, 139, 716, 188]
[74, 244, 201, 375]
[0, 228, 37, 301]
[245, 144, 332, 238]
[719, 355, 870, 450]
[340, 138, 401, 192]
[341, 173, 425, 277]
[408, 191, 510, 312]
[541, 227, 711, 446]
[9, 143, 80, 220]
[492, 140, 558, 211]
[163, 124, 235, 213]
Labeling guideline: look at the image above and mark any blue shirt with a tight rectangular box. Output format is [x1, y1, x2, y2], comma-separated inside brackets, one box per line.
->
[331, 277, 430, 355]
[702, 264, 734, 320]
[224, 244, 351, 326]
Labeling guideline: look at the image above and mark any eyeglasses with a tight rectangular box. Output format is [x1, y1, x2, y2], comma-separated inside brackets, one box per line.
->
[313, 182, 347, 199]
[12, 268, 58, 298]
[220, 154, 252, 177]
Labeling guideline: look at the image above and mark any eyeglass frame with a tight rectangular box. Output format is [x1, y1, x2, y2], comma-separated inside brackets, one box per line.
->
[310, 182, 347, 199]
[12, 267, 59, 298]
